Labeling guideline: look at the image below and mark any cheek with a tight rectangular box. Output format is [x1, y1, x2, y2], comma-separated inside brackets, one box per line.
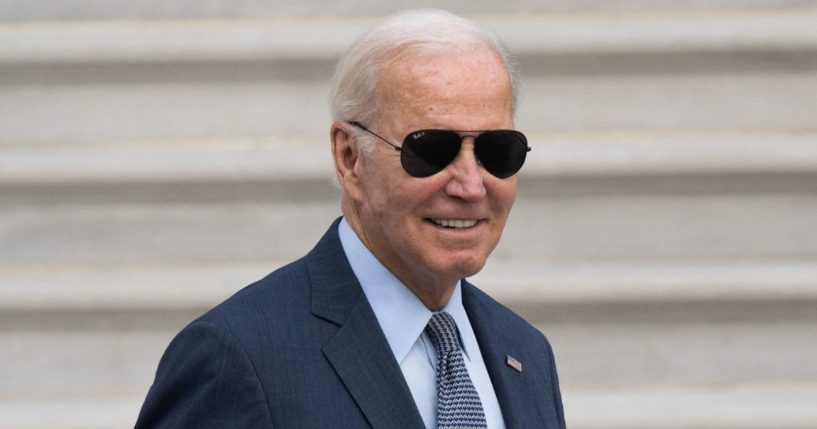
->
[489, 179, 518, 212]
[359, 169, 416, 222]
[504, 186, 518, 210]
[358, 156, 394, 203]
[389, 176, 445, 210]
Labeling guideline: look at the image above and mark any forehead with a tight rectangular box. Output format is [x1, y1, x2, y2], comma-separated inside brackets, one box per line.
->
[374, 49, 513, 129]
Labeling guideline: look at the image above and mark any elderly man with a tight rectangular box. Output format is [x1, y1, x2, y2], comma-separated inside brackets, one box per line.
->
[137, 9, 565, 429]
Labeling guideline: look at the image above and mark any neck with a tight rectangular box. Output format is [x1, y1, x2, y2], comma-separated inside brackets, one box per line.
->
[407, 280, 457, 312]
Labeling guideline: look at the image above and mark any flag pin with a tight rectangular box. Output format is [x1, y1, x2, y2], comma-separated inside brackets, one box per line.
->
[506, 355, 522, 373]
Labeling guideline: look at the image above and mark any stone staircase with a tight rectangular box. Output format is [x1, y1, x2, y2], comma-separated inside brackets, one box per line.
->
[2, 2, 817, 428]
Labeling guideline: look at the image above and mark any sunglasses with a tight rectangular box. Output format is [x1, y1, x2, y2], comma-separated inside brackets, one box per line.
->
[349, 122, 530, 179]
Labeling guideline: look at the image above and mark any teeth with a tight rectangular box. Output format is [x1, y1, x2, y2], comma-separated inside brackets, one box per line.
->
[432, 219, 478, 229]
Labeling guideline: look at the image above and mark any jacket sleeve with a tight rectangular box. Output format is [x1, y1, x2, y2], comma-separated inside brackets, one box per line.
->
[135, 319, 274, 428]
[545, 335, 567, 429]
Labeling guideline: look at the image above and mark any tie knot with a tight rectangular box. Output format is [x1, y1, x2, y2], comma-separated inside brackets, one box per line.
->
[425, 312, 461, 355]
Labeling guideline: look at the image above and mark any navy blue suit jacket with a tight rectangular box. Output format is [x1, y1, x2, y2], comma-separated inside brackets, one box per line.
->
[136, 219, 566, 428]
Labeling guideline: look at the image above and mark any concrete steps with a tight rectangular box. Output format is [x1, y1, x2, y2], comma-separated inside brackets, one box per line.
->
[4, 260, 817, 312]
[4, 132, 817, 184]
[3, 134, 816, 428]
[2, 5, 816, 429]
[3, 260, 816, 428]
[3, 9, 817, 145]
[568, 387, 817, 429]
[6, 388, 817, 429]
[3, 134, 816, 266]
[1, 0, 813, 21]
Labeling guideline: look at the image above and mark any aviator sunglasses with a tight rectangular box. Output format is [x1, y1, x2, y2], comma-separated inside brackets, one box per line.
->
[349, 121, 530, 179]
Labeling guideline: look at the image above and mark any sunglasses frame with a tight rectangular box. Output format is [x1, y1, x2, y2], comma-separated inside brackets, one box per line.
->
[348, 121, 530, 178]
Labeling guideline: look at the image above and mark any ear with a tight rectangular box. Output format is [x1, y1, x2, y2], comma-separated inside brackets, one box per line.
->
[330, 121, 364, 201]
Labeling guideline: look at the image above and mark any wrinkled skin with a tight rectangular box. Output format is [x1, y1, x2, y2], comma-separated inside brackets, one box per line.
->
[331, 49, 517, 310]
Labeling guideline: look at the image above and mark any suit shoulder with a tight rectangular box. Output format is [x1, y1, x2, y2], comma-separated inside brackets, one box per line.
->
[195, 256, 312, 332]
[463, 281, 549, 343]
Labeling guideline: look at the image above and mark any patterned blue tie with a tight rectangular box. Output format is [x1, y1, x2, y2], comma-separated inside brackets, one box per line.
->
[425, 312, 488, 429]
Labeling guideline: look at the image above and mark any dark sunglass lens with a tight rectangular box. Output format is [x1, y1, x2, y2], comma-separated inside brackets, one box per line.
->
[475, 131, 529, 178]
[401, 130, 461, 177]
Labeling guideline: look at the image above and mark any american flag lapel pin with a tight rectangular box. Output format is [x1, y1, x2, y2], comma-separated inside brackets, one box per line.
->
[506, 355, 522, 373]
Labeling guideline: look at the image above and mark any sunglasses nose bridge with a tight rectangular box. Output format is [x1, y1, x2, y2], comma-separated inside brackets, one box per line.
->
[443, 138, 487, 200]
[449, 136, 477, 167]
[440, 136, 483, 184]
[459, 135, 489, 171]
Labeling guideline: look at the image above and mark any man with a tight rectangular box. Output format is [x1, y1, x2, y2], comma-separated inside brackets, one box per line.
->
[137, 9, 565, 429]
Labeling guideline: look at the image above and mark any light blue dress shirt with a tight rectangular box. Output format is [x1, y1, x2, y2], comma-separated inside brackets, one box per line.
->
[338, 218, 505, 429]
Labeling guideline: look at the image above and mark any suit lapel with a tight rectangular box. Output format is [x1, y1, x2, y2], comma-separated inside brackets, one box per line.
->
[463, 281, 545, 429]
[323, 300, 426, 429]
[307, 219, 425, 429]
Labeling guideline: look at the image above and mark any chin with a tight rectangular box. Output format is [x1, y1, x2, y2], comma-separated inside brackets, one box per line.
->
[437, 254, 488, 280]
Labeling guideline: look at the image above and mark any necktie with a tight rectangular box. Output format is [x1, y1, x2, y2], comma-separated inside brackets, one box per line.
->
[425, 312, 488, 429]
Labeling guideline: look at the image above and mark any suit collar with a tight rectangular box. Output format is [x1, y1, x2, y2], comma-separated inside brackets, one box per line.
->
[307, 218, 362, 325]
[463, 280, 547, 429]
[307, 218, 426, 429]
[307, 219, 546, 428]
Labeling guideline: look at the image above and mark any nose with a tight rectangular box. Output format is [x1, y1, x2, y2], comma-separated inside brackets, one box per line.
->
[443, 140, 486, 201]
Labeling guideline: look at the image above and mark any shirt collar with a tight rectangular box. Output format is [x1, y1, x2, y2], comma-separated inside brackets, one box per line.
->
[338, 218, 475, 363]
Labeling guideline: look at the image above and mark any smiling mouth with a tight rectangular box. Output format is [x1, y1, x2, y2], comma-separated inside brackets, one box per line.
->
[430, 219, 479, 229]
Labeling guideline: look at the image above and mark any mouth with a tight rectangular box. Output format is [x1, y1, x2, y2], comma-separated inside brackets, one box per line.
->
[429, 218, 479, 229]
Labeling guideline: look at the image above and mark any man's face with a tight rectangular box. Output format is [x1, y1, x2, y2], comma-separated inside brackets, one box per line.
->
[350, 49, 518, 292]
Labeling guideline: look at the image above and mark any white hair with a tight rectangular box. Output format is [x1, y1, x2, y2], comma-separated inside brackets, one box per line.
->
[329, 9, 520, 147]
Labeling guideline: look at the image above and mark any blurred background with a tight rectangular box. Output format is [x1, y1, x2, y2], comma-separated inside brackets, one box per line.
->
[2, 1, 817, 428]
